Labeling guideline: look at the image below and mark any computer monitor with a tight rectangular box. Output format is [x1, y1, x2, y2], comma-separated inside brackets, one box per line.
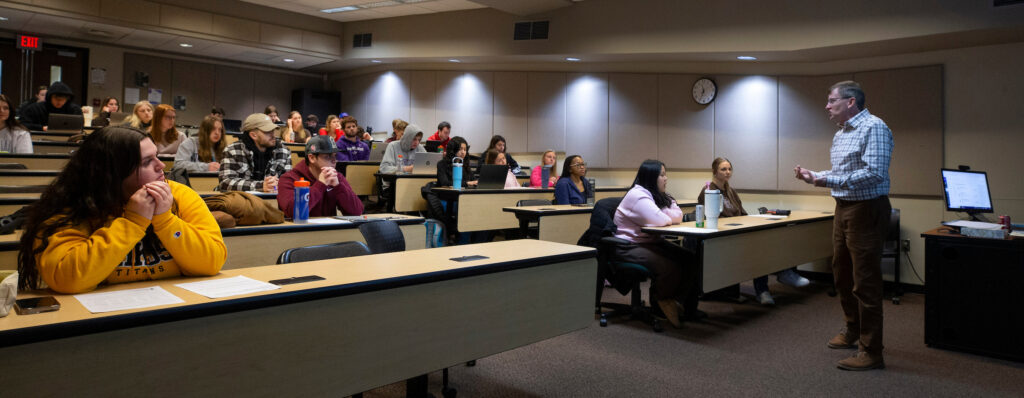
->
[941, 168, 993, 219]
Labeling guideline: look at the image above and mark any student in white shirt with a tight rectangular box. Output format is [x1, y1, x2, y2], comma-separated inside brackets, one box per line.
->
[0, 94, 32, 154]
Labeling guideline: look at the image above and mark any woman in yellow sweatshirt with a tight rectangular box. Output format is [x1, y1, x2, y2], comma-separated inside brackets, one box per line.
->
[17, 126, 227, 294]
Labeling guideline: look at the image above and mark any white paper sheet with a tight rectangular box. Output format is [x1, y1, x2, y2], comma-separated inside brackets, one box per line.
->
[174, 276, 280, 299]
[749, 215, 787, 220]
[664, 226, 718, 234]
[124, 87, 139, 104]
[75, 286, 184, 313]
[148, 88, 163, 104]
[943, 220, 1003, 230]
[305, 218, 351, 225]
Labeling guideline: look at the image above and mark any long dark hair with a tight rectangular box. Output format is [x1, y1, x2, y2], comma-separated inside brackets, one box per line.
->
[444, 136, 469, 161]
[561, 155, 582, 179]
[632, 159, 673, 209]
[487, 135, 506, 152]
[0, 94, 26, 130]
[18, 127, 151, 290]
[197, 115, 226, 162]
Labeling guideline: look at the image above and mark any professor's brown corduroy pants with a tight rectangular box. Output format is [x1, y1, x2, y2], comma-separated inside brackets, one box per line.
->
[832, 195, 891, 354]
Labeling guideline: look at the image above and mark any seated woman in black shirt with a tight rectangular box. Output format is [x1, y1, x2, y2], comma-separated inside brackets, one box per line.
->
[436, 136, 477, 188]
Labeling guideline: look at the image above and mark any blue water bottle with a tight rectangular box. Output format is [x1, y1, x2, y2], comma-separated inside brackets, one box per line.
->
[293, 178, 310, 223]
[452, 157, 464, 190]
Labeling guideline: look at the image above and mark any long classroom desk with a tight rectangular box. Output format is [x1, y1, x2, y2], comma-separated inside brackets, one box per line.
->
[432, 186, 630, 232]
[503, 200, 699, 245]
[30, 141, 78, 154]
[0, 239, 596, 396]
[0, 191, 276, 217]
[338, 161, 381, 196]
[642, 210, 834, 292]
[0, 153, 174, 170]
[0, 214, 423, 271]
[378, 172, 435, 212]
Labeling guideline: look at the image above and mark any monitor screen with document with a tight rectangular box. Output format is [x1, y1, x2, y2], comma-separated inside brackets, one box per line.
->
[941, 169, 993, 215]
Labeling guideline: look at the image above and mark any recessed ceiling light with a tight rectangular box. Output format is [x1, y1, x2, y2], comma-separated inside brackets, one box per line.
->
[737, 56, 757, 60]
[371, 60, 383, 63]
[448, 59, 461, 63]
[179, 43, 194, 48]
[321, 6, 359, 13]
[283, 58, 295, 63]
[565, 57, 580, 62]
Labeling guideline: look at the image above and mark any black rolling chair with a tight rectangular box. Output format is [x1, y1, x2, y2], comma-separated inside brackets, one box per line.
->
[515, 199, 555, 239]
[883, 208, 903, 304]
[579, 197, 663, 332]
[276, 241, 370, 264]
[357, 220, 405, 254]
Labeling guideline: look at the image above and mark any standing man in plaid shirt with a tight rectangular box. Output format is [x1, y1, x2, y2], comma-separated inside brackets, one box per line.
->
[218, 113, 291, 192]
[795, 80, 893, 371]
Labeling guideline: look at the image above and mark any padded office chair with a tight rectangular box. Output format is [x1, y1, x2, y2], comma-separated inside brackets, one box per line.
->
[579, 197, 663, 332]
[358, 220, 405, 254]
[883, 208, 902, 304]
[515, 199, 555, 239]
[276, 241, 370, 264]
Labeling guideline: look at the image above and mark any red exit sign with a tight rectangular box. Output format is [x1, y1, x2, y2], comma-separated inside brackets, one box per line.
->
[16, 34, 42, 51]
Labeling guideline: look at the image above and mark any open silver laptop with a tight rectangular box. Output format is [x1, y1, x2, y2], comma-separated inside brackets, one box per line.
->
[48, 114, 84, 133]
[368, 141, 387, 162]
[410, 152, 442, 173]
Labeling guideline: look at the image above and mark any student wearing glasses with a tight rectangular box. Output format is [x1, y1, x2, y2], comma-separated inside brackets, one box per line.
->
[554, 155, 592, 204]
[150, 104, 186, 155]
[277, 135, 363, 218]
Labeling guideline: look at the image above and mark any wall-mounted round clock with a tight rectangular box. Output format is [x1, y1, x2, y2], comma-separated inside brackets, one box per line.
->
[692, 77, 717, 105]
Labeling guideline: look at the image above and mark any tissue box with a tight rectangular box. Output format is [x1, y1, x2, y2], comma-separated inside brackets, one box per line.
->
[0, 270, 17, 317]
[961, 227, 1008, 240]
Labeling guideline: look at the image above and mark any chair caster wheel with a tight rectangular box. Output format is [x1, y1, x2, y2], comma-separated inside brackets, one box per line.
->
[892, 297, 900, 305]
[465, 360, 476, 367]
[599, 315, 608, 327]
[652, 319, 664, 333]
[442, 387, 457, 398]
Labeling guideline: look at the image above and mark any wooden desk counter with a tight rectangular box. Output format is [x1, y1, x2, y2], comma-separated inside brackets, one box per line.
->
[188, 171, 220, 191]
[504, 200, 698, 245]
[0, 169, 59, 186]
[0, 191, 276, 217]
[378, 172, 435, 212]
[644, 210, 834, 292]
[338, 161, 381, 196]
[0, 239, 596, 396]
[30, 141, 79, 155]
[433, 187, 630, 232]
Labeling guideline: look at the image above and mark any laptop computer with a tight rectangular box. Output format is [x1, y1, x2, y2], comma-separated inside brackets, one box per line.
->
[368, 141, 388, 162]
[424, 140, 442, 153]
[108, 111, 129, 125]
[476, 164, 509, 189]
[47, 114, 84, 133]
[222, 119, 242, 134]
[411, 152, 443, 173]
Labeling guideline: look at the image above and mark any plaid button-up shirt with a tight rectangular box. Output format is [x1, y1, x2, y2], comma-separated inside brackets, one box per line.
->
[217, 141, 292, 192]
[814, 109, 893, 201]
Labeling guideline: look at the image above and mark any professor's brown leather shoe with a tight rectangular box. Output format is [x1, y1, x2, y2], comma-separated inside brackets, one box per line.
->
[657, 299, 683, 329]
[837, 351, 885, 371]
[827, 327, 859, 349]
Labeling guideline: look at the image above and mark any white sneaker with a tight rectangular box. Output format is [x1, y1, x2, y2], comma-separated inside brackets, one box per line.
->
[777, 269, 810, 287]
[757, 291, 775, 305]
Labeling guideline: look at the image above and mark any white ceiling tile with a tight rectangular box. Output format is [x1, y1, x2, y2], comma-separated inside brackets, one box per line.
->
[0, 7, 36, 31]
[293, 0, 365, 9]
[416, 0, 487, 12]
[114, 29, 177, 47]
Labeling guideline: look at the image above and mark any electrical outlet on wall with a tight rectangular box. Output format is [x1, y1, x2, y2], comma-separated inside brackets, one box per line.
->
[901, 239, 910, 252]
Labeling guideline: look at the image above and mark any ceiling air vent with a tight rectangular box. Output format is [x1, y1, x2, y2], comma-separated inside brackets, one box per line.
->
[353, 33, 372, 48]
[514, 21, 549, 40]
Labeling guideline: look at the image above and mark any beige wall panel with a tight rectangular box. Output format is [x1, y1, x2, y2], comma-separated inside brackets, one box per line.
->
[855, 66, 943, 196]
[101, 0, 159, 25]
[215, 66, 255, 120]
[260, 24, 303, 49]
[528, 73, 567, 153]
[409, 71, 437, 130]
[86, 43, 125, 106]
[35, 0, 100, 16]
[493, 72, 529, 153]
[302, 31, 342, 56]
[714, 75, 779, 190]
[608, 73, 658, 168]
[436, 71, 494, 150]
[777, 74, 852, 191]
[657, 74, 715, 170]
[563, 73, 607, 167]
[123, 53, 173, 106]
[341, 73, 372, 127]
[253, 71, 295, 118]
[212, 15, 261, 41]
[170, 60, 216, 127]
[159, 5, 213, 34]
[360, 71, 411, 136]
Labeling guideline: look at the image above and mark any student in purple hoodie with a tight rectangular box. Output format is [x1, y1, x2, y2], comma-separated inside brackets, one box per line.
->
[335, 115, 370, 161]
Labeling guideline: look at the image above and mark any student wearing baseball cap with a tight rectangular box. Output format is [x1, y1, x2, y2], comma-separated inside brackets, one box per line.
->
[218, 113, 292, 192]
[276, 135, 363, 218]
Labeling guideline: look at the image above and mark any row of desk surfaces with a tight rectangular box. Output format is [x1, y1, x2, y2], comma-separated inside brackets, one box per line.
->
[502, 202, 700, 245]
[432, 186, 636, 233]
[0, 190, 277, 218]
[0, 239, 596, 396]
[0, 214, 426, 271]
[374, 172, 538, 213]
[0, 153, 175, 172]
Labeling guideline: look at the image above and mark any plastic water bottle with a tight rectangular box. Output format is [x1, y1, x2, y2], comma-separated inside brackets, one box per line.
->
[452, 157, 463, 190]
[397, 154, 405, 174]
[695, 204, 705, 228]
[586, 178, 596, 205]
[541, 165, 551, 188]
[704, 189, 722, 229]
[293, 178, 310, 223]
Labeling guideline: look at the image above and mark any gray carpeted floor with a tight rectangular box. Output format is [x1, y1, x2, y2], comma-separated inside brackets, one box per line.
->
[360, 280, 1024, 397]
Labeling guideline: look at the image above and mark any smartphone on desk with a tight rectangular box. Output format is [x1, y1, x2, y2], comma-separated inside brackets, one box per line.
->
[15, 296, 60, 315]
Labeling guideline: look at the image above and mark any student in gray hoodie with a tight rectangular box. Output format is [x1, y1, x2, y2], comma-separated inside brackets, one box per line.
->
[379, 123, 426, 174]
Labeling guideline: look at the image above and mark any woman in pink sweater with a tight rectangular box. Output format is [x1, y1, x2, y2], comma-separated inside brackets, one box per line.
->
[614, 159, 700, 328]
